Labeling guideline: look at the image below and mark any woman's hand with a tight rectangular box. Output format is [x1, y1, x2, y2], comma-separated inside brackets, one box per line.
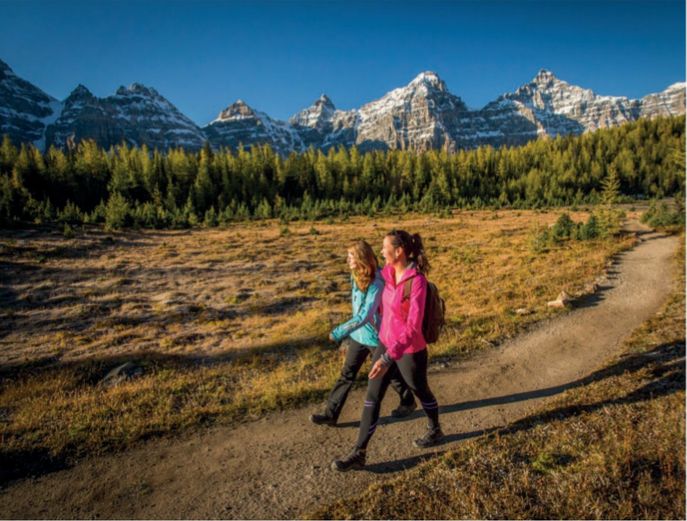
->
[328, 333, 336, 342]
[369, 359, 389, 380]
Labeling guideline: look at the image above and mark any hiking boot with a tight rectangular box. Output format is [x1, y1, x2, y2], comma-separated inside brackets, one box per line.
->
[391, 401, 417, 418]
[331, 448, 366, 472]
[310, 413, 337, 426]
[413, 426, 444, 448]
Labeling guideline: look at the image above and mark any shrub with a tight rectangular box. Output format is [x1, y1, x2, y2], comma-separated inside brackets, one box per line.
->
[641, 199, 685, 231]
[203, 207, 218, 227]
[62, 223, 74, 239]
[529, 226, 550, 254]
[58, 200, 83, 224]
[104, 192, 131, 230]
[578, 214, 600, 240]
[551, 213, 575, 242]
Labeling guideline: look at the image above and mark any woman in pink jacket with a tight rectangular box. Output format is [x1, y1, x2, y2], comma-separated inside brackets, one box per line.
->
[332, 229, 443, 471]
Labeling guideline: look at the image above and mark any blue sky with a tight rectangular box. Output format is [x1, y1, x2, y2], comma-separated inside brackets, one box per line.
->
[1, 0, 684, 125]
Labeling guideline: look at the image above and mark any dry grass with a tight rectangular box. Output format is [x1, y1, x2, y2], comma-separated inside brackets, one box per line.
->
[0, 208, 638, 480]
[312, 236, 685, 520]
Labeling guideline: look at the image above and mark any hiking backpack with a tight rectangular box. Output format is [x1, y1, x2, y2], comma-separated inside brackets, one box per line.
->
[403, 277, 446, 344]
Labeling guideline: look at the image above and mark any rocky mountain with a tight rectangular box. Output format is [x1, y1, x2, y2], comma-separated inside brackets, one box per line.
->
[45, 82, 206, 150]
[487, 68, 645, 139]
[289, 94, 357, 150]
[353, 71, 470, 151]
[639, 82, 686, 118]
[283, 69, 684, 152]
[0, 59, 62, 150]
[288, 73, 471, 152]
[203, 100, 304, 156]
[0, 58, 684, 154]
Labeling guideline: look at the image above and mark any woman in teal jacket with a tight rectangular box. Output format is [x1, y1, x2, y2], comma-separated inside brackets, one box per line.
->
[310, 240, 416, 426]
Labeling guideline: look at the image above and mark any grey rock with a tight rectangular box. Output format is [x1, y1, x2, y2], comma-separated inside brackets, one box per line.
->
[547, 290, 573, 308]
[99, 362, 144, 388]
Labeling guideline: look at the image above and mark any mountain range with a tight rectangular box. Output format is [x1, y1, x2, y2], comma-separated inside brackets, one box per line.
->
[1, 58, 684, 154]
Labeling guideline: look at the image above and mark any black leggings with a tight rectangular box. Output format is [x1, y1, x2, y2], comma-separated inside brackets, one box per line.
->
[356, 344, 440, 450]
[325, 338, 415, 421]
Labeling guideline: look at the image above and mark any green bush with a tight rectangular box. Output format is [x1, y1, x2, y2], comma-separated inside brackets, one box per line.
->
[578, 214, 600, 240]
[62, 223, 74, 239]
[641, 199, 685, 231]
[532, 212, 606, 254]
[203, 207, 218, 227]
[104, 192, 131, 230]
[551, 213, 575, 242]
[529, 226, 551, 254]
[58, 200, 83, 224]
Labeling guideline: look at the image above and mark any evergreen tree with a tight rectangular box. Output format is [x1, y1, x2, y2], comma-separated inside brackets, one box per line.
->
[104, 192, 131, 230]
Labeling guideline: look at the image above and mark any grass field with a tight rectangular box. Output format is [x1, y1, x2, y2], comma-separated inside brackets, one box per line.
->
[312, 237, 685, 520]
[0, 208, 640, 481]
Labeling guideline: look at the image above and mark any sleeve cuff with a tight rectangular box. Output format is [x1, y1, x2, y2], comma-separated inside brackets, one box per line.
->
[381, 352, 393, 366]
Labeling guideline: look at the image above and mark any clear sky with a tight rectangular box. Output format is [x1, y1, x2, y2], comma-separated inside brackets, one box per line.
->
[1, 0, 684, 125]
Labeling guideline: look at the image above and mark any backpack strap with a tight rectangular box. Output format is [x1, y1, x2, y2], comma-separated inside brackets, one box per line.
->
[402, 278, 413, 301]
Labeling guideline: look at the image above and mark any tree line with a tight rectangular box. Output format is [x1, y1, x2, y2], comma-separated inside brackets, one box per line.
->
[0, 115, 684, 229]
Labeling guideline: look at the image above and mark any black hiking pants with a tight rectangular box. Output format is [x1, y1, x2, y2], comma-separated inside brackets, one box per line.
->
[325, 338, 415, 421]
[355, 344, 440, 449]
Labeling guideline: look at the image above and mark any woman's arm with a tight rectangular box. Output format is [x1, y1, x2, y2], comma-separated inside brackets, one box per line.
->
[386, 275, 427, 360]
[330, 281, 382, 342]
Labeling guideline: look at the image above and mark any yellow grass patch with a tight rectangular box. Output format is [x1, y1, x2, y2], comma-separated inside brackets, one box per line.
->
[0, 208, 638, 478]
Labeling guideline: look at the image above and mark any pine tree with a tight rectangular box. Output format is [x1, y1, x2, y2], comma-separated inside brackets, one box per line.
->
[601, 165, 621, 206]
[104, 192, 131, 230]
[0, 134, 18, 175]
[598, 165, 623, 236]
[193, 146, 216, 214]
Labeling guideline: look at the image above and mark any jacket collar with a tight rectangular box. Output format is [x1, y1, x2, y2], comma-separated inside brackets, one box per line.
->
[382, 262, 418, 287]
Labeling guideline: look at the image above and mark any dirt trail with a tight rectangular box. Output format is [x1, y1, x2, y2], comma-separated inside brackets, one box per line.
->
[0, 222, 680, 519]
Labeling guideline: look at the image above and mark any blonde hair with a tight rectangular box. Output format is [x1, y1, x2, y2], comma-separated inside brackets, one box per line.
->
[348, 240, 378, 292]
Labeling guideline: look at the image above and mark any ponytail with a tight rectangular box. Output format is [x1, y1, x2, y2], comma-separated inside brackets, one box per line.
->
[410, 233, 430, 274]
[386, 229, 431, 274]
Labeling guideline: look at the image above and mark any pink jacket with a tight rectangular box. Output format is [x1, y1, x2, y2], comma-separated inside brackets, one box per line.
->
[379, 263, 427, 361]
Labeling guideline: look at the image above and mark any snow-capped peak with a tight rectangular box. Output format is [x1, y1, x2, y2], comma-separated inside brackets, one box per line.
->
[534, 68, 556, 82]
[289, 94, 336, 127]
[315, 93, 335, 109]
[0, 59, 14, 75]
[664, 82, 686, 92]
[408, 71, 446, 91]
[214, 99, 258, 122]
[115, 83, 161, 98]
[527, 69, 572, 94]
[358, 70, 460, 117]
[66, 84, 94, 100]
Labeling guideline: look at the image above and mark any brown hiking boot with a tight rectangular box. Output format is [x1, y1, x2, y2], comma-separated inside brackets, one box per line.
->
[310, 413, 337, 426]
[413, 426, 444, 448]
[331, 448, 366, 471]
[391, 401, 417, 418]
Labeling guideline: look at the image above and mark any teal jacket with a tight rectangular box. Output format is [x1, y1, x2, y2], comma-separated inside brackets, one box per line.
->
[330, 269, 384, 347]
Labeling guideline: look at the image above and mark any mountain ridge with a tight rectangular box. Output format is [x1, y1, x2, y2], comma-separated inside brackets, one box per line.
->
[0, 59, 684, 153]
